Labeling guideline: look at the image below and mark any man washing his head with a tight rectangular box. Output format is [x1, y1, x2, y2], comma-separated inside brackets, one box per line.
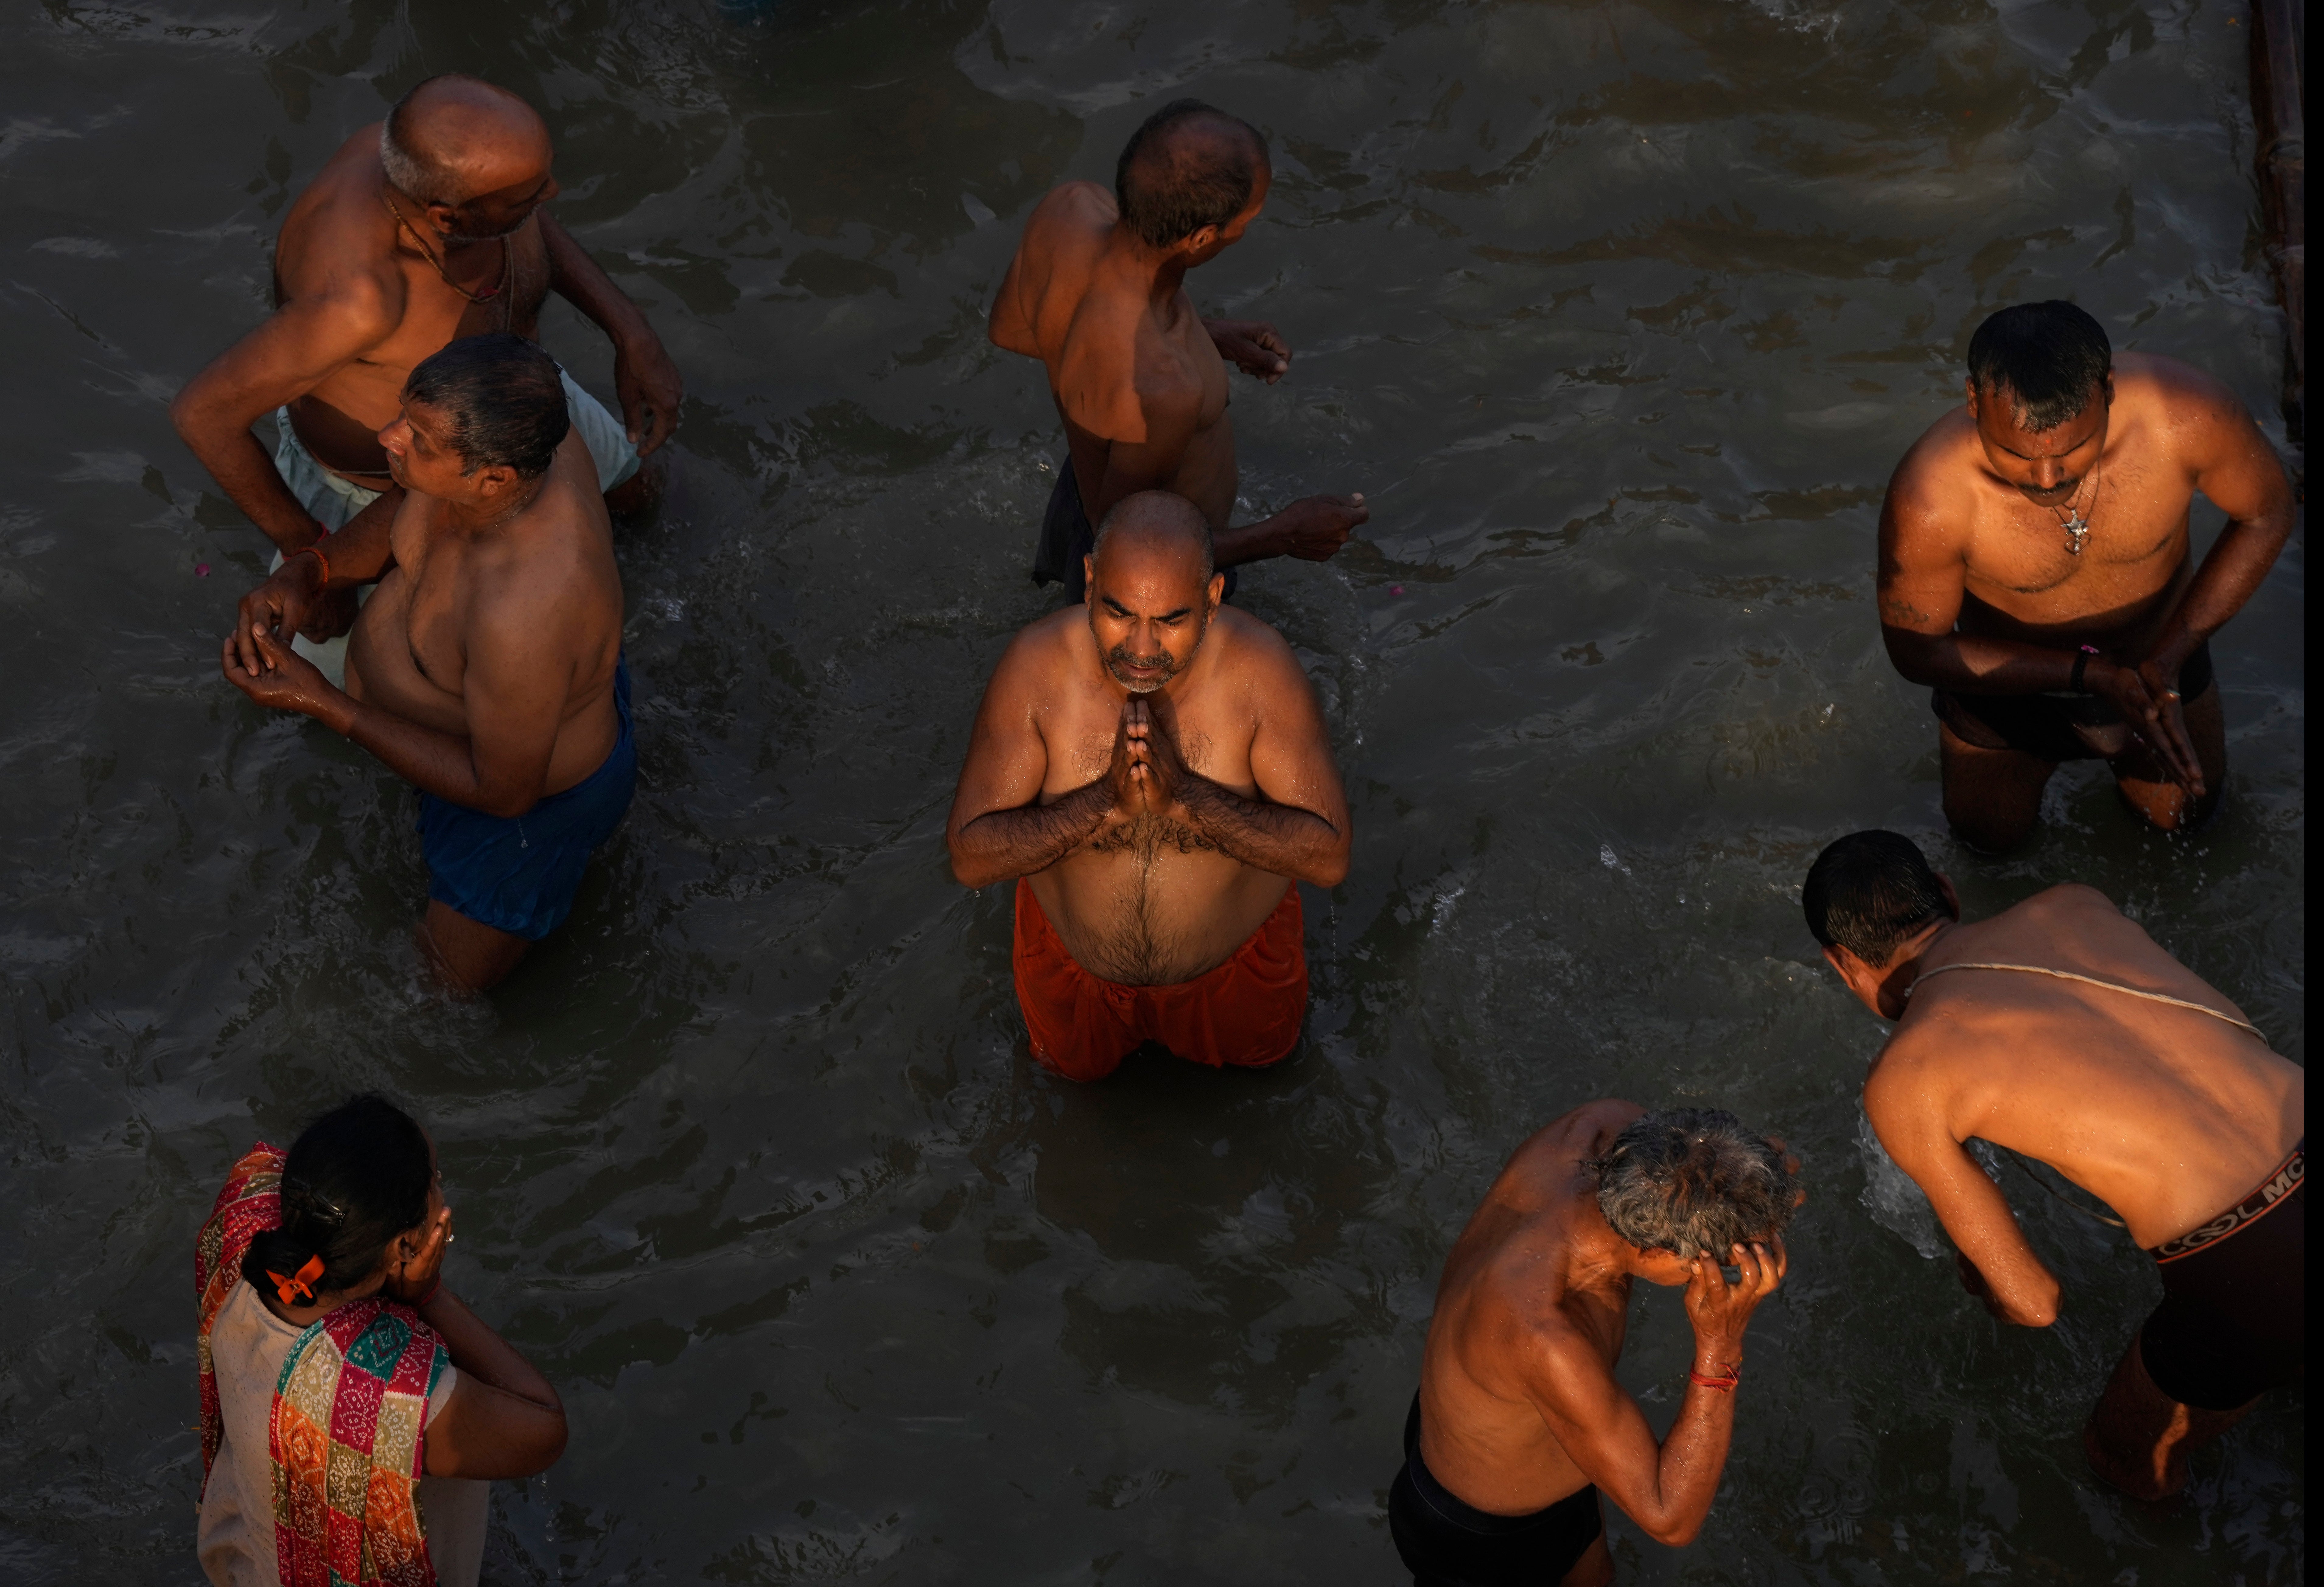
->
[1876, 301, 2292, 850]
[1392, 1104, 1797, 1585]
[223, 335, 632, 993]
[1804, 831, 2303, 1502]
[173, 73, 682, 683]
[947, 490, 1351, 1081]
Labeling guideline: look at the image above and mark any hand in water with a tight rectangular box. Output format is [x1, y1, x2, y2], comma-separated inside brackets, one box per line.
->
[616, 332, 686, 455]
[1269, 493, 1369, 561]
[232, 555, 333, 675]
[387, 1205, 453, 1305]
[2090, 655, 2205, 797]
[221, 625, 338, 717]
[1204, 319, 1291, 384]
[1683, 1239, 1786, 1360]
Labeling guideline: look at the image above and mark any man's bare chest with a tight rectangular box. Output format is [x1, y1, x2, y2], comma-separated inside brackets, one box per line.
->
[392, 534, 475, 695]
[1963, 464, 2189, 610]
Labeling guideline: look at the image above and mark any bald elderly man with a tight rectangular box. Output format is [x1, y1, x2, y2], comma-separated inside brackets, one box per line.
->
[990, 98, 1367, 603]
[947, 491, 1351, 1081]
[172, 73, 681, 683]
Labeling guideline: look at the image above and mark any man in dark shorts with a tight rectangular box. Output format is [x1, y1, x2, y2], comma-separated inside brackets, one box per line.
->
[1804, 831, 2305, 1499]
[1877, 301, 2293, 851]
[1395, 1103, 1796, 1584]
[988, 99, 1368, 603]
[222, 335, 632, 992]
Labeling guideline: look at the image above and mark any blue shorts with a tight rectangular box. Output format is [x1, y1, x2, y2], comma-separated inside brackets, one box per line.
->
[417, 660, 637, 940]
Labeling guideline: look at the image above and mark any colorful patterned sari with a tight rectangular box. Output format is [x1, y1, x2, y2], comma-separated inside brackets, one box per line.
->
[194, 1143, 450, 1587]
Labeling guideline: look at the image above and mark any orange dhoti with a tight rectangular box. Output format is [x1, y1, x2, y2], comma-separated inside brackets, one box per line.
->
[1012, 878, 1309, 1081]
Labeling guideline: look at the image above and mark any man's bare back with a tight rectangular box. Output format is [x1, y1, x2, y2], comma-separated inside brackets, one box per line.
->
[986, 101, 1365, 580]
[1867, 884, 2302, 1256]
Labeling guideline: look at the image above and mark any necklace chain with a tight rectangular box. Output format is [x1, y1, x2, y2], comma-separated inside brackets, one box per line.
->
[381, 189, 512, 323]
[2049, 460, 2099, 556]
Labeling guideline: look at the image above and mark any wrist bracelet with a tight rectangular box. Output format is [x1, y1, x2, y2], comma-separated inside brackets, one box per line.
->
[409, 1281, 442, 1309]
[293, 542, 331, 590]
[2069, 644, 2100, 694]
[1688, 1363, 1741, 1393]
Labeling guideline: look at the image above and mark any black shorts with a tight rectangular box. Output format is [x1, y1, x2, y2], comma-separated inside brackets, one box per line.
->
[1932, 640, 2214, 763]
[1388, 1395, 1602, 1586]
[2140, 1139, 2304, 1410]
[1031, 455, 1237, 604]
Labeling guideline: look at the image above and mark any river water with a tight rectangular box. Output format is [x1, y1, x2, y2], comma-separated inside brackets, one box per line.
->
[0, 0, 2301, 1581]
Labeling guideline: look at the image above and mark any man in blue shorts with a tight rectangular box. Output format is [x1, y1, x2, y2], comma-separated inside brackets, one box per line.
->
[222, 334, 633, 991]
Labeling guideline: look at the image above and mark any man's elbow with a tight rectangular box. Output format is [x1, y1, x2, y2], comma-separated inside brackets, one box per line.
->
[1643, 1515, 1703, 1548]
[2006, 1284, 2061, 1329]
[167, 382, 212, 448]
[1878, 625, 1940, 683]
[947, 839, 1001, 890]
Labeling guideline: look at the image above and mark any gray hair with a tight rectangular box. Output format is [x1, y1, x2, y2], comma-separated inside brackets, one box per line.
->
[379, 118, 463, 207]
[1588, 1108, 1796, 1260]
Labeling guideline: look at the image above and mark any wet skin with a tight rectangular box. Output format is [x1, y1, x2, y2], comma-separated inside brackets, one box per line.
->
[945, 499, 1350, 987]
[1416, 1100, 1790, 1576]
[169, 79, 682, 566]
[221, 395, 624, 990]
[1822, 878, 2305, 1498]
[1876, 351, 2293, 849]
[988, 142, 1368, 569]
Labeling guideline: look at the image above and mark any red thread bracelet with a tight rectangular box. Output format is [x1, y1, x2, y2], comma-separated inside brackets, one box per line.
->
[294, 541, 331, 590]
[409, 1281, 442, 1309]
[1689, 1363, 1741, 1393]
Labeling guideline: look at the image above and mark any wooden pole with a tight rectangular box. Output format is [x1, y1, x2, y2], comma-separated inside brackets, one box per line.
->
[2250, 0, 2305, 447]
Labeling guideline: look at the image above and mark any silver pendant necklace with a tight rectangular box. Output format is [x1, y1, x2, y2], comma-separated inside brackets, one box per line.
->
[2052, 464, 2098, 555]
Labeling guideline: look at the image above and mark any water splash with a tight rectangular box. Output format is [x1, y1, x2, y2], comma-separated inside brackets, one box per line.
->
[1857, 1110, 1941, 1259]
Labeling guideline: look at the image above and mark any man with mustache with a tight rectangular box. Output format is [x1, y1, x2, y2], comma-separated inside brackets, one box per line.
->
[989, 98, 1368, 603]
[173, 73, 681, 683]
[1877, 300, 2292, 852]
[946, 491, 1351, 1080]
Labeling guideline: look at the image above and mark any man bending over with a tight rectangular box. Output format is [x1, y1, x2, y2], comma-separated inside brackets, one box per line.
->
[1394, 1104, 1796, 1585]
[1804, 831, 2303, 1499]
[1877, 300, 2292, 851]
[947, 491, 1351, 1080]
[989, 99, 1367, 602]
[223, 334, 633, 992]
[174, 73, 681, 682]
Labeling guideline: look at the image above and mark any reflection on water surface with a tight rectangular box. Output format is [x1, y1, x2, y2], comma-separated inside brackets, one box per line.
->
[0, 0, 2299, 1581]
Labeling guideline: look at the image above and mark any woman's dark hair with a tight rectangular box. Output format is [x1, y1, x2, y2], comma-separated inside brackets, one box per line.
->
[402, 332, 569, 479]
[1802, 829, 1952, 967]
[241, 1094, 433, 1301]
[1115, 99, 1268, 249]
[1966, 300, 2112, 433]
[1588, 1109, 1797, 1260]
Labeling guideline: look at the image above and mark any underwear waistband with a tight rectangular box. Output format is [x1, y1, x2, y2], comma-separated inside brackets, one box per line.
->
[2151, 1137, 2304, 1263]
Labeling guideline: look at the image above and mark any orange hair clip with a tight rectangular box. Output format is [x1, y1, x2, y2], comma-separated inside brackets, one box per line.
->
[268, 1253, 326, 1305]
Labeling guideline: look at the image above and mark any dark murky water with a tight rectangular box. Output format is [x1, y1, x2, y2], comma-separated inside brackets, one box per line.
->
[0, 0, 2301, 1581]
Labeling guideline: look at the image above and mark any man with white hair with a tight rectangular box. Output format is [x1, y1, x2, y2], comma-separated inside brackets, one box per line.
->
[173, 74, 682, 681]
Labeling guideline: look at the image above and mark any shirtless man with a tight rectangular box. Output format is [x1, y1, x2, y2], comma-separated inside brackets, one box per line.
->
[1877, 300, 2294, 852]
[173, 73, 681, 681]
[988, 99, 1368, 603]
[222, 335, 634, 993]
[1804, 830, 2304, 1500]
[1394, 1104, 1796, 1585]
[946, 491, 1350, 1080]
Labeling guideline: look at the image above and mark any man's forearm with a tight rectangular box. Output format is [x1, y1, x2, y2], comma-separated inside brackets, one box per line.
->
[312, 692, 524, 816]
[1638, 1382, 1741, 1545]
[1177, 776, 1343, 884]
[2148, 514, 2297, 663]
[1882, 627, 2081, 694]
[541, 213, 654, 348]
[180, 418, 324, 553]
[1213, 520, 1279, 568]
[951, 781, 1114, 887]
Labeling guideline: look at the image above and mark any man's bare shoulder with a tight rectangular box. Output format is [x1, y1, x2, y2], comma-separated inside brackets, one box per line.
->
[2005, 880, 2122, 927]
[1024, 180, 1118, 240]
[1502, 1099, 1641, 1186]
[2111, 351, 2254, 453]
[1884, 407, 1982, 528]
[990, 604, 1095, 696]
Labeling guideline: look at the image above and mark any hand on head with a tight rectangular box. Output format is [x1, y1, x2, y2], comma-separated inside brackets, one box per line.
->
[1682, 1238, 1787, 1353]
[386, 1204, 454, 1305]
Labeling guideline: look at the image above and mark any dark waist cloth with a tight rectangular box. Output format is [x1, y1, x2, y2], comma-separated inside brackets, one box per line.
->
[1932, 639, 2213, 762]
[1033, 455, 1237, 604]
[1388, 1394, 1602, 1586]
[2138, 1138, 2304, 1411]
[417, 657, 637, 941]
